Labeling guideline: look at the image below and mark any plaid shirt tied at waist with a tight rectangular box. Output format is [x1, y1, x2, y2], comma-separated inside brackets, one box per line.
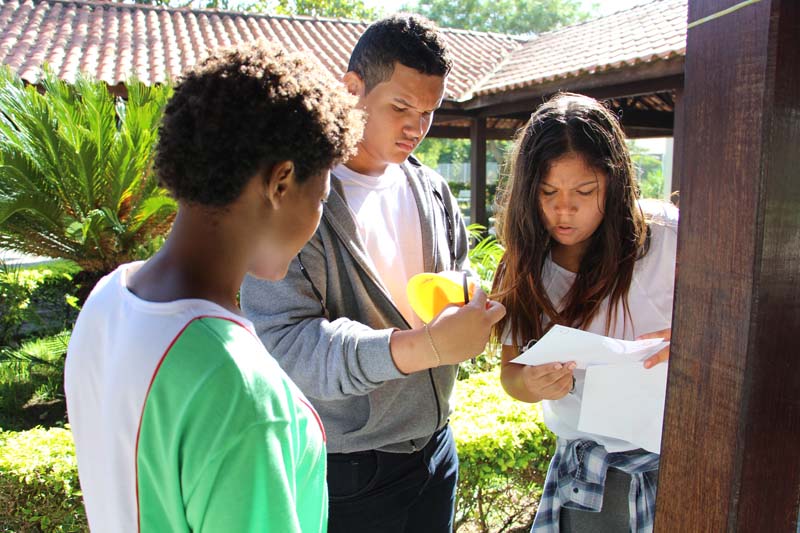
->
[532, 438, 660, 533]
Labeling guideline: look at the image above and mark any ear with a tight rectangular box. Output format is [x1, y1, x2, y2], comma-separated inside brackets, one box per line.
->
[342, 71, 366, 99]
[263, 160, 295, 209]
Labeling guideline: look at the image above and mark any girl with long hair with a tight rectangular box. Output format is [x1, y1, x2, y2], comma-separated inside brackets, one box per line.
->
[492, 93, 677, 532]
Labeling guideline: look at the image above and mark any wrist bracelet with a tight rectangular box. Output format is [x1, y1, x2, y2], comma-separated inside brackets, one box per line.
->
[424, 324, 442, 367]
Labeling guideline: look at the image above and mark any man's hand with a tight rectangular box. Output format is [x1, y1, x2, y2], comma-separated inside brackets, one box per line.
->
[390, 287, 505, 374]
[428, 287, 506, 365]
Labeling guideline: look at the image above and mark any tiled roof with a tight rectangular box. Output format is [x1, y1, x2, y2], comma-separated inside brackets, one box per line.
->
[0, 0, 688, 104]
[0, 0, 522, 101]
[472, 0, 687, 97]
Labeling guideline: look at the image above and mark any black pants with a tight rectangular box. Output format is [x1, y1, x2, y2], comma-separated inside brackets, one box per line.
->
[327, 426, 459, 533]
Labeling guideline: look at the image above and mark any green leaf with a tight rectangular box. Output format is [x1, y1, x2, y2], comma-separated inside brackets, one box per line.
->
[0, 66, 176, 276]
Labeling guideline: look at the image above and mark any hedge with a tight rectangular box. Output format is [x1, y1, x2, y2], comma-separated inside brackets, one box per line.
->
[451, 370, 556, 532]
[0, 261, 80, 348]
[0, 427, 86, 532]
[1, 372, 555, 532]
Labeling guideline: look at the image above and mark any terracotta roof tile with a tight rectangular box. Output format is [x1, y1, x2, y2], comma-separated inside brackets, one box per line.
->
[474, 0, 686, 96]
[0, 0, 686, 102]
[0, 0, 519, 100]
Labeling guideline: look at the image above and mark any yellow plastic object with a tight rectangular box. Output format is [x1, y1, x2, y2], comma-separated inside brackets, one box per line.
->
[407, 271, 476, 323]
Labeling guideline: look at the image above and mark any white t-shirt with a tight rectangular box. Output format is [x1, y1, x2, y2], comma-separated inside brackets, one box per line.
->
[64, 263, 327, 532]
[505, 200, 679, 452]
[333, 163, 424, 328]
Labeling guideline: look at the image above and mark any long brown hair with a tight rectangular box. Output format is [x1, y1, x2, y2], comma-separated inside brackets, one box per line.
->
[492, 93, 648, 345]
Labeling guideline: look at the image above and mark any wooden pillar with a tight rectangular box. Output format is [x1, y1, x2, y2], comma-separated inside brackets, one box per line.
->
[469, 117, 487, 228]
[656, 1, 800, 531]
[670, 86, 684, 199]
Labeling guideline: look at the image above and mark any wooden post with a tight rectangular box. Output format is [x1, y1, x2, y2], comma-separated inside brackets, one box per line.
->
[656, 1, 800, 531]
[670, 87, 684, 200]
[469, 117, 487, 229]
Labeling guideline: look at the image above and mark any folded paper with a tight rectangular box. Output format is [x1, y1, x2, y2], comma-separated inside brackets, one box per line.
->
[510, 324, 669, 369]
[510, 324, 669, 454]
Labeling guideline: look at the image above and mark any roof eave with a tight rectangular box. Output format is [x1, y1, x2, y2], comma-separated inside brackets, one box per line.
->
[460, 55, 686, 115]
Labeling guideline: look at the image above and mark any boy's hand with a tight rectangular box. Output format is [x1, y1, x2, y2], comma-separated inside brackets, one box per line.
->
[428, 287, 506, 365]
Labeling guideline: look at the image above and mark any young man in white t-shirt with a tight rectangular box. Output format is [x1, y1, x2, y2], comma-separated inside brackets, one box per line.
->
[241, 14, 505, 533]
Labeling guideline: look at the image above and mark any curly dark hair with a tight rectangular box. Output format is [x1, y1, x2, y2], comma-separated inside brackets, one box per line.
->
[347, 14, 452, 93]
[155, 42, 363, 206]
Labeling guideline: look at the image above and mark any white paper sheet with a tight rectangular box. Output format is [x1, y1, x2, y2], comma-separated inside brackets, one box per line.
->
[578, 363, 668, 454]
[509, 324, 669, 369]
[509, 324, 670, 453]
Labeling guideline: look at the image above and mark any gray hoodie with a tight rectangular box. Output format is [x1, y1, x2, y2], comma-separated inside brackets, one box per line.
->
[241, 157, 469, 454]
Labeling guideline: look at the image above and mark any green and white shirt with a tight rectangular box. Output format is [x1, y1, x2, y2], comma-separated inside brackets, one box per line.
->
[65, 262, 327, 532]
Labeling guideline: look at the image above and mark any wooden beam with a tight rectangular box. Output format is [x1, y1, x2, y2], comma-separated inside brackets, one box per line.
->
[434, 105, 477, 116]
[427, 125, 517, 140]
[469, 117, 487, 228]
[616, 109, 674, 129]
[581, 77, 683, 102]
[462, 60, 684, 114]
[656, 1, 800, 532]
[427, 126, 469, 138]
[471, 73, 684, 118]
[621, 126, 674, 139]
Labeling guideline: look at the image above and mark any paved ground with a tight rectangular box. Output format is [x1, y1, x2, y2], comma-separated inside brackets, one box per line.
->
[0, 248, 53, 266]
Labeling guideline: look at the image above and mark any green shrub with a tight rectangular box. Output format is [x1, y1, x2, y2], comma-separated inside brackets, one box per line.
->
[0, 426, 86, 532]
[0, 372, 555, 533]
[0, 332, 70, 430]
[456, 342, 500, 381]
[0, 261, 36, 347]
[0, 332, 70, 386]
[26, 272, 80, 339]
[458, 224, 506, 380]
[0, 260, 80, 349]
[452, 371, 556, 533]
[448, 180, 468, 196]
[0, 373, 556, 532]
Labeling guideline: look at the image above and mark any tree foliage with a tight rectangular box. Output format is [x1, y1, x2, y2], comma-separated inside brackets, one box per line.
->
[404, 0, 594, 35]
[414, 138, 468, 168]
[270, 0, 378, 18]
[122, 0, 379, 19]
[0, 67, 176, 283]
[628, 140, 666, 199]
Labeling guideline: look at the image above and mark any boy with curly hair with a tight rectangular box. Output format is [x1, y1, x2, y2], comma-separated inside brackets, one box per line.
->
[65, 43, 363, 532]
[242, 15, 505, 532]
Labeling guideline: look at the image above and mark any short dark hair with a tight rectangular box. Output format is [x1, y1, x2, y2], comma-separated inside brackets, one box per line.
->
[347, 14, 452, 93]
[156, 43, 363, 207]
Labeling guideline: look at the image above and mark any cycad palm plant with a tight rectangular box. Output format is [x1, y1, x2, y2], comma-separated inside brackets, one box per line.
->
[460, 224, 506, 377]
[467, 223, 505, 291]
[0, 67, 176, 297]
